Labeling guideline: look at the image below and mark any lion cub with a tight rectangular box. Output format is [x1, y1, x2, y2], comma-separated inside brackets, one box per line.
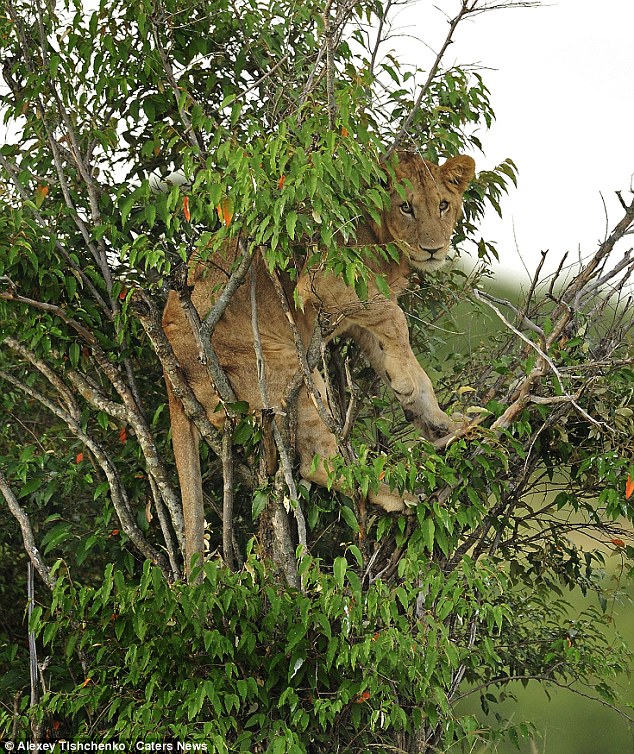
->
[162, 152, 475, 568]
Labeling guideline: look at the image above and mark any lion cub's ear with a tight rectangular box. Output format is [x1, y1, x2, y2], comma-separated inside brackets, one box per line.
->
[440, 155, 476, 192]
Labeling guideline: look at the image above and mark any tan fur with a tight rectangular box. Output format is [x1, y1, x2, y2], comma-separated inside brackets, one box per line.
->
[162, 153, 476, 571]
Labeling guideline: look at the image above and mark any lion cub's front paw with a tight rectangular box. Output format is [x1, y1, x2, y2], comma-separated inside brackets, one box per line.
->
[431, 412, 474, 448]
[419, 410, 461, 442]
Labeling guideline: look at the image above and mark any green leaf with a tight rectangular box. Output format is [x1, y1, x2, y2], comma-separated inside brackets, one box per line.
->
[340, 505, 358, 532]
[19, 477, 43, 498]
[285, 210, 298, 240]
[145, 204, 157, 228]
[333, 556, 347, 588]
[50, 54, 61, 79]
[252, 490, 268, 520]
[69, 341, 80, 369]
[420, 517, 435, 552]
[233, 420, 253, 445]
[347, 544, 363, 568]
[41, 521, 74, 555]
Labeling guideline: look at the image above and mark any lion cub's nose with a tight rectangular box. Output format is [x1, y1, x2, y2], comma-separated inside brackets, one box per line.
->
[422, 246, 444, 256]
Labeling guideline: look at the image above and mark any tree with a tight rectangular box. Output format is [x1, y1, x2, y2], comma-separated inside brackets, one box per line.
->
[0, 0, 632, 751]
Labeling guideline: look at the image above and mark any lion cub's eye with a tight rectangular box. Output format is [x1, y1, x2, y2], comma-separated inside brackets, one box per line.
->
[400, 201, 414, 216]
[439, 200, 449, 213]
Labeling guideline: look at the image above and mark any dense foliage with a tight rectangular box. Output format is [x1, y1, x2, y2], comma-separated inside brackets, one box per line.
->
[0, 0, 633, 751]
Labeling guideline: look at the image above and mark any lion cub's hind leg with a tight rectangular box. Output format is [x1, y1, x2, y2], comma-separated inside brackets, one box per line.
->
[295, 386, 415, 514]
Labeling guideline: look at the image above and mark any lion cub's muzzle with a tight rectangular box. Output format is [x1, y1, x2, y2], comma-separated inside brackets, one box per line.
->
[412, 244, 450, 270]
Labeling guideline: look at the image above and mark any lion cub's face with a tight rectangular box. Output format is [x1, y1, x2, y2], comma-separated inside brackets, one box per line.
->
[384, 153, 475, 271]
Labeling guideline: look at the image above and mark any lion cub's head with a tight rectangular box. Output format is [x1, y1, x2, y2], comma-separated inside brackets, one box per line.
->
[380, 152, 475, 271]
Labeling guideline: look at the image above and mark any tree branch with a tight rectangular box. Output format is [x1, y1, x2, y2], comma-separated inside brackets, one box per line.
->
[473, 288, 610, 432]
[0, 367, 170, 574]
[267, 267, 341, 435]
[221, 418, 236, 571]
[131, 289, 255, 490]
[0, 469, 55, 590]
[250, 266, 307, 552]
[387, 1, 473, 155]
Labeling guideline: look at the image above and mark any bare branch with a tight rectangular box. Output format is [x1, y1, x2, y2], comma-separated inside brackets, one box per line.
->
[473, 288, 610, 432]
[0, 469, 55, 590]
[577, 248, 634, 306]
[221, 418, 236, 571]
[561, 194, 634, 308]
[266, 267, 341, 435]
[387, 1, 473, 155]
[250, 266, 307, 550]
[131, 289, 255, 489]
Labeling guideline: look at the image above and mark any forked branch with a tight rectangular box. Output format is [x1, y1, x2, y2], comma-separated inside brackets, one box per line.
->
[387, 0, 539, 155]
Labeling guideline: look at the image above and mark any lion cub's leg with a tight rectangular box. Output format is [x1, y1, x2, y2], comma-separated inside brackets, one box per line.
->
[346, 318, 461, 441]
[295, 386, 414, 513]
[164, 377, 206, 574]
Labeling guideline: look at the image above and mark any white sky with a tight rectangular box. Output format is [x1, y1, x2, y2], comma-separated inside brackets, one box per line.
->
[396, 0, 634, 282]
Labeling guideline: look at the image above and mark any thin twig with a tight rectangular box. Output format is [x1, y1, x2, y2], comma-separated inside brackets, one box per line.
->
[323, 0, 337, 129]
[473, 288, 609, 432]
[388, 0, 474, 155]
[369, 0, 395, 76]
[27, 563, 39, 708]
[454, 674, 634, 726]
[560, 194, 634, 308]
[221, 418, 236, 571]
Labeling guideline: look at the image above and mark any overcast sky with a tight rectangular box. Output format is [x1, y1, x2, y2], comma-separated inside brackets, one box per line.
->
[397, 0, 634, 282]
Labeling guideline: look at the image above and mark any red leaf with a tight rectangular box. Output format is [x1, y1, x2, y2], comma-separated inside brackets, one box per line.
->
[278, 174, 286, 189]
[119, 426, 127, 444]
[183, 195, 191, 222]
[625, 475, 634, 500]
[75, 452, 84, 464]
[611, 538, 626, 548]
[341, 126, 349, 137]
[216, 198, 233, 227]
